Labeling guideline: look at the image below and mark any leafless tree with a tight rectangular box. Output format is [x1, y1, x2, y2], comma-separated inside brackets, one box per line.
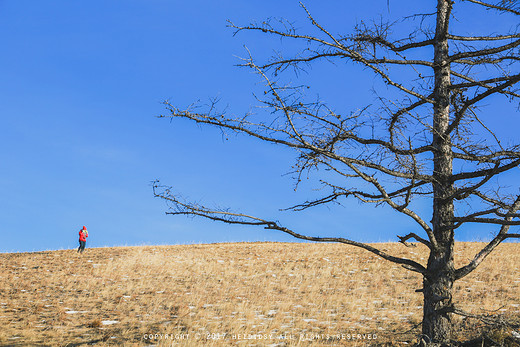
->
[154, 0, 520, 344]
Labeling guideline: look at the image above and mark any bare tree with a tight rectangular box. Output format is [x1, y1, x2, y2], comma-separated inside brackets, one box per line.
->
[154, 0, 520, 344]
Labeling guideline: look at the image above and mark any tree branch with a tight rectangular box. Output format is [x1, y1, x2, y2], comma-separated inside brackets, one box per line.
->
[452, 217, 520, 225]
[448, 33, 520, 41]
[449, 39, 520, 62]
[447, 74, 520, 136]
[345, 163, 438, 250]
[450, 159, 520, 182]
[451, 70, 520, 99]
[455, 194, 520, 280]
[461, 0, 520, 16]
[398, 233, 432, 248]
[152, 181, 427, 274]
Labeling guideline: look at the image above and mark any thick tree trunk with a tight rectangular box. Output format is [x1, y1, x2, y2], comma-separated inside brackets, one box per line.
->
[422, 0, 455, 345]
[422, 251, 455, 345]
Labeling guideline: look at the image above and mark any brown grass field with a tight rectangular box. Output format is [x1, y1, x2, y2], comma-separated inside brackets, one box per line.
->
[0, 242, 518, 346]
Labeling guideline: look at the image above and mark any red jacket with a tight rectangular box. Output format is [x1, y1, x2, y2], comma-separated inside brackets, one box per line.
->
[79, 230, 88, 242]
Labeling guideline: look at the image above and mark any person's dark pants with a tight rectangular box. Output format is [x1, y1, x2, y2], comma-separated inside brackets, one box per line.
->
[78, 240, 86, 253]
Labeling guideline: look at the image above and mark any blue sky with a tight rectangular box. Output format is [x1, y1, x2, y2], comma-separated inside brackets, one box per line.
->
[1, 1, 518, 252]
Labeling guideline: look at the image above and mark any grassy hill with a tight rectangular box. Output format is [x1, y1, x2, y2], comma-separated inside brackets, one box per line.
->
[0, 242, 518, 346]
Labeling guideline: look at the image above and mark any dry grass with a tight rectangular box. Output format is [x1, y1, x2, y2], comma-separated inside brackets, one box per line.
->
[0, 242, 518, 346]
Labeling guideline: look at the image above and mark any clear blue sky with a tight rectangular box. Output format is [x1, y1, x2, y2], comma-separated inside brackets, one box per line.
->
[1, 1, 518, 252]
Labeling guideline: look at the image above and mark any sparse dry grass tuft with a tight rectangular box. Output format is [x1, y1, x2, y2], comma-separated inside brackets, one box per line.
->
[89, 318, 102, 328]
[0, 242, 518, 346]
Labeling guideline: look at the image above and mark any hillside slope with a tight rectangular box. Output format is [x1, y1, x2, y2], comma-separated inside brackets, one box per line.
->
[0, 242, 518, 346]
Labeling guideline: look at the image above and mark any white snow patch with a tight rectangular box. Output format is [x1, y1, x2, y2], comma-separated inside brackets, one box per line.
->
[101, 320, 119, 325]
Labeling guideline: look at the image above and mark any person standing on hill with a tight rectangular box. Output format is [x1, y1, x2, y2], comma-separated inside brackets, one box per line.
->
[78, 226, 88, 253]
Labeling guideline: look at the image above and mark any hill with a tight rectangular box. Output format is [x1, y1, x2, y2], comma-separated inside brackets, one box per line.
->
[0, 242, 518, 346]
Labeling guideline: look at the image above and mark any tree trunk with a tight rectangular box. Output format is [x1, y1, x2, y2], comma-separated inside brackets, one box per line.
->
[422, 251, 455, 345]
[422, 0, 455, 345]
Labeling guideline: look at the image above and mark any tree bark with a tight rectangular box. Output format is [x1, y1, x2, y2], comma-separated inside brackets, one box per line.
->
[421, 0, 455, 345]
[422, 254, 455, 345]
